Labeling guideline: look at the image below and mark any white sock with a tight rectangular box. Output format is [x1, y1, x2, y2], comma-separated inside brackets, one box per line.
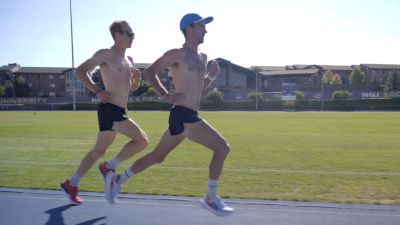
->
[118, 168, 135, 185]
[107, 158, 121, 170]
[207, 179, 218, 199]
[70, 172, 82, 187]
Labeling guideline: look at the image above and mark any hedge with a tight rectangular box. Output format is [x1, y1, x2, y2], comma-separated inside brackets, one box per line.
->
[41, 98, 400, 111]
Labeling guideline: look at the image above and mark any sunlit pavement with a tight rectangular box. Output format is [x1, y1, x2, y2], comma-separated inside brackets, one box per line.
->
[1, 188, 399, 225]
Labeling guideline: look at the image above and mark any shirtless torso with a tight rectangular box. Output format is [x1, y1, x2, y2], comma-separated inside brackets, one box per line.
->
[168, 47, 207, 111]
[98, 49, 137, 108]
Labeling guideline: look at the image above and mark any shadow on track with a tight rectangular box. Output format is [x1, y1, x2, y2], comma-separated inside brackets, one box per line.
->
[44, 204, 106, 225]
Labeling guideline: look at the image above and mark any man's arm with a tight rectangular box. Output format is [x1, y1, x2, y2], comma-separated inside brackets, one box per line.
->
[204, 60, 220, 89]
[75, 49, 109, 93]
[128, 56, 141, 92]
[143, 51, 174, 97]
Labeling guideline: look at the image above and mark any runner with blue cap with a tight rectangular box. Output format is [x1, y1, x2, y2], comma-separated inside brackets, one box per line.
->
[110, 13, 234, 217]
[180, 13, 213, 32]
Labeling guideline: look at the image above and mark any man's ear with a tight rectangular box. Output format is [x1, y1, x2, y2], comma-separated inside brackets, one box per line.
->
[114, 32, 122, 40]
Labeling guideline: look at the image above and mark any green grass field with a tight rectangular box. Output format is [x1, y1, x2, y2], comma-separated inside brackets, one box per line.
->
[0, 111, 399, 205]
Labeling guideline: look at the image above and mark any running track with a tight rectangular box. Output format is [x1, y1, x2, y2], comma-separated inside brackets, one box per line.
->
[0, 188, 399, 225]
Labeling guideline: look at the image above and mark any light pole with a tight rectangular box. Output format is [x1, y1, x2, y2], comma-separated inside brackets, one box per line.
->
[321, 73, 324, 112]
[69, 0, 76, 111]
[255, 72, 258, 111]
[12, 75, 15, 98]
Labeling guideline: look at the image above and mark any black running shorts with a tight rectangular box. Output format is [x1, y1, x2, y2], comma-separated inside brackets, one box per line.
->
[168, 105, 202, 135]
[97, 102, 128, 131]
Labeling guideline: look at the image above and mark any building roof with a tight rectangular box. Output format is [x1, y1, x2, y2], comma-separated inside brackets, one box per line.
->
[14, 67, 70, 74]
[252, 66, 286, 72]
[215, 58, 255, 74]
[261, 68, 319, 77]
[0, 63, 21, 72]
[135, 63, 150, 69]
[311, 65, 353, 71]
[360, 64, 400, 70]
[285, 64, 312, 70]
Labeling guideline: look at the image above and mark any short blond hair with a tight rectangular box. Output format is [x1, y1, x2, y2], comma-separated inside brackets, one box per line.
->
[109, 20, 130, 40]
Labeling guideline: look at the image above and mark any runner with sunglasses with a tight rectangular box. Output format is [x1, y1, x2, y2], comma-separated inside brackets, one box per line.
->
[60, 20, 149, 204]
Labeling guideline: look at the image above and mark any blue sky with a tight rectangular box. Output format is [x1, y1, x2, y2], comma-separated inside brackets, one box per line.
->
[1, 0, 399, 68]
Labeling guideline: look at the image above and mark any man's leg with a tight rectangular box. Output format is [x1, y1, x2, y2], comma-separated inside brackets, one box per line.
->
[108, 130, 184, 204]
[95, 119, 149, 204]
[61, 131, 116, 204]
[75, 131, 117, 176]
[109, 118, 149, 167]
[183, 119, 234, 216]
[184, 119, 230, 180]
[130, 129, 184, 174]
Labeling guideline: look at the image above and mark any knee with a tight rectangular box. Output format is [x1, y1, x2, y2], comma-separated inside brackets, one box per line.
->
[216, 142, 231, 157]
[221, 143, 231, 156]
[136, 135, 150, 149]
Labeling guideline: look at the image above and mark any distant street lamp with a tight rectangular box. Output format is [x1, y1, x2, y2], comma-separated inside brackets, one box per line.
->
[69, 0, 76, 111]
[12, 75, 15, 98]
[255, 72, 258, 111]
[320, 71, 324, 112]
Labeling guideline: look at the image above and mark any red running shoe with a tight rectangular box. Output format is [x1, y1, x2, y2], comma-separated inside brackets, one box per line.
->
[60, 179, 82, 205]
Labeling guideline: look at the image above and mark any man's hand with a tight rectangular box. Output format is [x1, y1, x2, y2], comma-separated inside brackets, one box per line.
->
[207, 60, 220, 79]
[132, 68, 141, 81]
[131, 68, 141, 91]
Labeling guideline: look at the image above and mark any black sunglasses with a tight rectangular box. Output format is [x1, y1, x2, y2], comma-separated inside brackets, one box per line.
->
[119, 31, 135, 38]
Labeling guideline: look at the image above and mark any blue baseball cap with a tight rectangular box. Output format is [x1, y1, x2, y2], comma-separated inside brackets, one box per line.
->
[179, 13, 214, 32]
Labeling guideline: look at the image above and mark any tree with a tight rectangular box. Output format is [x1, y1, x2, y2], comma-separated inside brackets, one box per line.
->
[332, 73, 342, 84]
[0, 84, 5, 97]
[132, 80, 150, 96]
[391, 70, 400, 90]
[141, 87, 158, 96]
[296, 91, 305, 100]
[247, 91, 263, 102]
[3, 82, 13, 97]
[206, 90, 223, 103]
[323, 70, 334, 84]
[15, 76, 30, 97]
[349, 66, 366, 84]
[331, 90, 351, 100]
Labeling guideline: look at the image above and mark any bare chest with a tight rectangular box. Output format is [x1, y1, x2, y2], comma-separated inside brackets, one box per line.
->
[183, 51, 206, 75]
[102, 57, 132, 80]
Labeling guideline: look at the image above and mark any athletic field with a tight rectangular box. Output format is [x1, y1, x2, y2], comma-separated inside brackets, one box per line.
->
[0, 111, 399, 205]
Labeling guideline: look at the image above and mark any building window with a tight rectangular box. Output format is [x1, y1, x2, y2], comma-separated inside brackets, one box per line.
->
[49, 83, 56, 88]
[49, 75, 54, 79]
[60, 75, 64, 79]
[49, 92, 56, 97]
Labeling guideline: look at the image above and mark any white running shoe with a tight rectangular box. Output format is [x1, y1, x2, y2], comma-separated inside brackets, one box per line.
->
[108, 175, 122, 204]
[104, 172, 116, 204]
[200, 196, 234, 216]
